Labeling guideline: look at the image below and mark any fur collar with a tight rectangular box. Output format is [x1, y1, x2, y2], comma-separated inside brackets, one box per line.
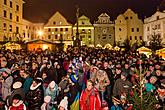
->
[30, 83, 41, 90]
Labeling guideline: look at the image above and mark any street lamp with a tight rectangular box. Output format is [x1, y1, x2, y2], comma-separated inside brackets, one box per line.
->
[37, 30, 43, 39]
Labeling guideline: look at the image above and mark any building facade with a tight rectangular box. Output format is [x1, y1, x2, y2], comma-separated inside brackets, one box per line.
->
[144, 10, 165, 46]
[115, 9, 143, 46]
[0, 0, 24, 42]
[44, 11, 73, 47]
[73, 15, 94, 46]
[94, 13, 115, 47]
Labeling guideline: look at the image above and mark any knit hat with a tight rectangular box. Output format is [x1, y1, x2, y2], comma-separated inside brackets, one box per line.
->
[59, 96, 68, 110]
[70, 74, 78, 83]
[13, 81, 22, 89]
[44, 96, 51, 103]
[13, 94, 22, 100]
[49, 81, 55, 89]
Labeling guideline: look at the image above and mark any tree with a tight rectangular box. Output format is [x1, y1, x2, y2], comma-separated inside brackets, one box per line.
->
[123, 38, 131, 52]
[149, 33, 162, 52]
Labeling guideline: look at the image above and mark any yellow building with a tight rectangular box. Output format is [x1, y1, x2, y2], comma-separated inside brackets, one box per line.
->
[0, 0, 25, 42]
[115, 9, 143, 46]
[94, 13, 115, 47]
[44, 11, 73, 47]
[73, 15, 94, 46]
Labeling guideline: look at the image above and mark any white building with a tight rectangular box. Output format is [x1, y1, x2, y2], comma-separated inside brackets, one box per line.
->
[44, 11, 73, 47]
[94, 13, 115, 47]
[115, 9, 143, 46]
[0, 0, 25, 42]
[144, 10, 165, 46]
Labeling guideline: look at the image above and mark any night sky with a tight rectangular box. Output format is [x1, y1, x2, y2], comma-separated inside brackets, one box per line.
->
[23, 0, 164, 24]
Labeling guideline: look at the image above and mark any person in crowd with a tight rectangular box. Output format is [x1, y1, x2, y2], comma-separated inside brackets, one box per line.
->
[58, 96, 68, 110]
[113, 71, 132, 99]
[1, 71, 13, 100]
[19, 69, 33, 94]
[8, 94, 26, 110]
[26, 78, 44, 110]
[45, 81, 59, 101]
[80, 80, 101, 110]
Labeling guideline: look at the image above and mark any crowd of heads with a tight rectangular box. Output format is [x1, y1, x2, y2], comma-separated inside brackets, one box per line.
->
[0, 46, 164, 110]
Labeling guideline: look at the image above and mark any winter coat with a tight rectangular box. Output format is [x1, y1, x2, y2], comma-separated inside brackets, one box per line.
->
[23, 76, 33, 94]
[7, 88, 25, 106]
[45, 82, 59, 101]
[80, 87, 101, 110]
[2, 75, 13, 100]
[113, 78, 132, 98]
[46, 67, 58, 83]
[26, 83, 44, 110]
[95, 70, 110, 92]
[9, 100, 26, 110]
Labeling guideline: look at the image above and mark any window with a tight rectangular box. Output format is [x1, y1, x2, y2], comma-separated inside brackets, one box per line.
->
[140, 36, 142, 40]
[10, 13, 12, 19]
[48, 28, 51, 32]
[147, 27, 150, 31]
[120, 20, 122, 23]
[16, 16, 19, 22]
[4, 0, 7, 5]
[55, 35, 57, 39]
[89, 41, 92, 44]
[16, 5, 19, 11]
[88, 35, 91, 38]
[158, 24, 161, 29]
[82, 29, 85, 32]
[157, 16, 159, 20]
[130, 36, 132, 40]
[130, 17, 133, 19]
[60, 28, 63, 31]
[53, 21, 56, 25]
[48, 35, 51, 39]
[125, 17, 128, 20]
[137, 28, 139, 32]
[3, 23, 6, 30]
[119, 28, 121, 31]
[16, 26, 19, 33]
[131, 28, 134, 32]
[55, 28, 58, 31]
[82, 21, 84, 25]
[10, 1, 12, 8]
[9, 25, 12, 32]
[65, 28, 68, 31]
[88, 29, 91, 33]
[135, 36, 137, 40]
[4, 10, 7, 17]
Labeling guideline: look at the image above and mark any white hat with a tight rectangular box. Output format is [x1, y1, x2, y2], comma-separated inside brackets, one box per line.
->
[49, 81, 55, 89]
[13, 81, 22, 89]
[59, 96, 68, 110]
[44, 96, 51, 103]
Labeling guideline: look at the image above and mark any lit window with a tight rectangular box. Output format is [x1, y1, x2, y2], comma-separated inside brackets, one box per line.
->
[60, 21, 62, 25]
[52, 32, 54, 34]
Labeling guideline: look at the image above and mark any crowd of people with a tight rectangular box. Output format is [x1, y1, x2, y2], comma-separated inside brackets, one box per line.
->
[0, 46, 164, 110]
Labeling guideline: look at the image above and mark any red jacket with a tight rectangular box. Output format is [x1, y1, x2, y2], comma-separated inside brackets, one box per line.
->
[80, 88, 101, 110]
[9, 100, 26, 110]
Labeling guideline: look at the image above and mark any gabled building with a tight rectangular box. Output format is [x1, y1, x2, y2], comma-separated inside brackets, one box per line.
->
[0, 0, 25, 42]
[94, 13, 115, 47]
[115, 9, 143, 46]
[73, 15, 94, 46]
[44, 11, 73, 47]
[144, 10, 165, 46]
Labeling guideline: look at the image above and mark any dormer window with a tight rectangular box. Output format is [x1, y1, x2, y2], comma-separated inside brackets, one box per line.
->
[53, 21, 56, 25]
